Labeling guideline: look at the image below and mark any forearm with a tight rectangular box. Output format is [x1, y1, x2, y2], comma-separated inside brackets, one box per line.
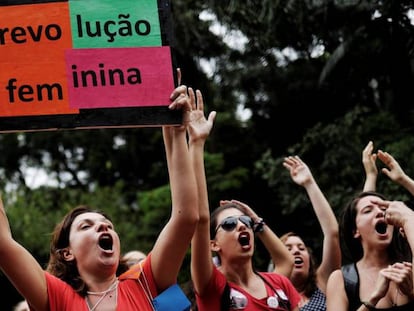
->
[402, 217, 414, 280]
[165, 128, 197, 219]
[363, 174, 377, 192]
[189, 139, 214, 294]
[152, 127, 197, 288]
[258, 226, 294, 277]
[189, 139, 209, 220]
[397, 173, 414, 196]
[303, 181, 338, 235]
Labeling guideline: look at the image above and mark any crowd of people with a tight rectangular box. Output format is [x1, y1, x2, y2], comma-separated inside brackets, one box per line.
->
[3, 78, 414, 311]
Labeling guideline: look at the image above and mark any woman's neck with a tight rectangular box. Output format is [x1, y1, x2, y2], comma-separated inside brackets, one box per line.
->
[84, 275, 118, 293]
[359, 250, 390, 268]
[219, 260, 255, 285]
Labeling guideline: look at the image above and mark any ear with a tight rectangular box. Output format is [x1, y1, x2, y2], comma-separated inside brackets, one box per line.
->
[61, 248, 75, 261]
[210, 240, 220, 252]
[353, 229, 360, 239]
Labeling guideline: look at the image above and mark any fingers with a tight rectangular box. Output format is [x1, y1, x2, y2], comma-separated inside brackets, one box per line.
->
[402, 261, 412, 268]
[231, 199, 248, 208]
[377, 150, 391, 165]
[377, 151, 393, 171]
[370, 197, 390, 208]
[392, 262, 412, 270]
[189, 87, 196, 111]
[208, 111, 217, 122]
[382, 263, 412, 284]
[295, 155, 305, 166]
[176, 68, 182, 86]
[220, 200, 231, 206]
[196, 90, 204, 111]
[363, 141, 373, 156]
[170, 85, 188, 101]
[284, 156, 299, 166]
[169, 86, 196, 112]
[170, 86, 206, 109]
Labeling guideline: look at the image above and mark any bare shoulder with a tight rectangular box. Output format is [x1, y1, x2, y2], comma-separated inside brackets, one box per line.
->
[326, 269, 348, 311]
[327, 268, 346, 291]
[328, 269, 344, 282]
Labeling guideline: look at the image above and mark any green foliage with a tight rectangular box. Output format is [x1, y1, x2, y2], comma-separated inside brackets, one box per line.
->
[134, 185, 172, 253]
[255, 106, 414, 258]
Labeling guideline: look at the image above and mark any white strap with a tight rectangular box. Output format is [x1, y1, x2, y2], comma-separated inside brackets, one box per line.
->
[137, 261, 155, 311]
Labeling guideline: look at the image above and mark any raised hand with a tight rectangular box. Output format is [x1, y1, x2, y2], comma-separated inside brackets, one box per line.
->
[220, 199, 260, 221]
[283, 156, 314, 187]
[169, 85, 192, 125]
[373, 198, 413, 229]
[386, 262, 413, 297]
[363, 141, 378, 176]
[377, 150, 406, 183]
[187, 89, 216, 143]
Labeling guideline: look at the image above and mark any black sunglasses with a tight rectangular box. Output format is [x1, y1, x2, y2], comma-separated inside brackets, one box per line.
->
[214, 215, 254, 236]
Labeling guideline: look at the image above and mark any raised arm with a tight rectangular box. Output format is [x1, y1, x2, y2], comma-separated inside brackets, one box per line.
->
[283, 156, 340, 291]
[377, 150, 414, 196]
[362, 141, 378, 192]
[0, 195, 48, 311]
[188, 88, 217, 296]
[150, 84, 199, 291]
[220, 199, 294, 277]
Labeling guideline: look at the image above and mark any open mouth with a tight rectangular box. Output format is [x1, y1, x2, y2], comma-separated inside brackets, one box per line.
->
[98, 234, 113, 251]
[375, 222, 388, 234]
[238, 232, 250, 247]
[294, 257, 303, 265]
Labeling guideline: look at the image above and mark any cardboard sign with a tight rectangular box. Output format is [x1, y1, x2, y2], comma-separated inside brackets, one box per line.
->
[0, 0, 180, 132]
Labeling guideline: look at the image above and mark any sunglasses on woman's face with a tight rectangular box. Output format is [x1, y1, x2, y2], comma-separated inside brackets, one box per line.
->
[214, 215, 254, 237]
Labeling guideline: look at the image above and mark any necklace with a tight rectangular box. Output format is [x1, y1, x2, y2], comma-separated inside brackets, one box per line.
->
[86, 279, 119, 311]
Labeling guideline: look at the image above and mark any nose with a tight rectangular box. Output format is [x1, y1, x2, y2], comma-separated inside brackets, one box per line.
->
[375, 206, 386, 219]
[96, 221, 109, 232]
[237, 219, 249, 231]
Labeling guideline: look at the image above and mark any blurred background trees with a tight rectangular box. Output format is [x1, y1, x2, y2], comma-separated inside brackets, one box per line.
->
[2, 0, 414, 309]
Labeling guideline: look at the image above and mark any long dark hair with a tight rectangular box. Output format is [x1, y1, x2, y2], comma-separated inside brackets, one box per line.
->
[280, 232, 317, 297]
[46, 205, 129, 296]
[340, 191, 411, 263]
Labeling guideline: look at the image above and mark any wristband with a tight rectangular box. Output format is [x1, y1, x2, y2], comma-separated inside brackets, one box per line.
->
[254, 218, 265, 233]
[361, 301, 376, 310]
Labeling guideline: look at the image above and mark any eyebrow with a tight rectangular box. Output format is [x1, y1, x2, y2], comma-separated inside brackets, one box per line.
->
[75, 216, 113, 226]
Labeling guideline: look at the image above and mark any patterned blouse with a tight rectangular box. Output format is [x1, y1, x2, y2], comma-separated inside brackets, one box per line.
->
[300, 287, 326, 311]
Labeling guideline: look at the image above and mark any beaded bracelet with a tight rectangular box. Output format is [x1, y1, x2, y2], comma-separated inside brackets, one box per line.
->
[254, 218, 266, 233]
